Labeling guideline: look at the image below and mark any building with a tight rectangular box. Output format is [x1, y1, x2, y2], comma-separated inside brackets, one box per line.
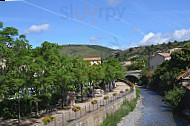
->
[176, 68, 190, 89]
[83, 57, 101, 65]
[0, 58, 6, 69]
[148, 53, 171, 69]
[121, 61, 132, 67]
[168, 48, 182, 54]
[176, 68, 190, 115]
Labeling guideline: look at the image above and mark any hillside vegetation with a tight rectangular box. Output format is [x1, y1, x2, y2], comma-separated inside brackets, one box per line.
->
[116, 40, 190, 61]
[114, 40, 190, 70]
[60, 45, 115, 59]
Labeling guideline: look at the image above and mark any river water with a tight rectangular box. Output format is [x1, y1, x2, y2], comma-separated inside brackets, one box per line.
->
[139, 88, 190, 126]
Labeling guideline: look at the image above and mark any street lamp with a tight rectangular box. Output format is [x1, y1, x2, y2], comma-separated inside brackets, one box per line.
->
[18, 93, 20, 124]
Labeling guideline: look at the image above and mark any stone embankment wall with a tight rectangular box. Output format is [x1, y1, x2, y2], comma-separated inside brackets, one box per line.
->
[68, 87, 136, 126]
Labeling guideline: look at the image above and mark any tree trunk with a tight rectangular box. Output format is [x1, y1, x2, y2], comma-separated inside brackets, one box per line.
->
[90, 81, 92, 88]
[108, 82, 111, 92]
[18, 95, 20, 123]
[35, 88, 39, 116]
[35, 101, 39, 116]
[109, 82, 113, 92]
[62, 87, 64, 108]
[92, 83, 95, 97]
[102, 80, 106, 93]
[81, 86, 83, 102]
[111, 80, 115, 89]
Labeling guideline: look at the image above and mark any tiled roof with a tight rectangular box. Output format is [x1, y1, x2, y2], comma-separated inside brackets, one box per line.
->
[176, 68, 190, 80]
[121, 61, 132, 67]
[183, 83, 190, 90]
[158, 53, 170, 57]
[83, 57, 101, 61]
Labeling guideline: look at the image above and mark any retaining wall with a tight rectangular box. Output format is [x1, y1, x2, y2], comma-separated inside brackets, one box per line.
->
[69, 88, 136, 126]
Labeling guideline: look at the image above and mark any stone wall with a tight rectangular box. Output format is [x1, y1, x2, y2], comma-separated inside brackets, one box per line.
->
[68, 87, 136, 126]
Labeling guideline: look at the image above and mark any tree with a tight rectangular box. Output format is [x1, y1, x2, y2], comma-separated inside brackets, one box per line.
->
[53, 55, 74, 107]
[100, 59, 124, 92]
[73, 58, 88, 101]
[165, 86, 185, 108]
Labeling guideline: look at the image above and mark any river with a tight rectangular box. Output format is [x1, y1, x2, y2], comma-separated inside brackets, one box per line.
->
[118, 87, 190, 126]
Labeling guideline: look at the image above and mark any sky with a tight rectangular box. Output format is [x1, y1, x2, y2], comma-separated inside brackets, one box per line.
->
[1, 0, 190, 50]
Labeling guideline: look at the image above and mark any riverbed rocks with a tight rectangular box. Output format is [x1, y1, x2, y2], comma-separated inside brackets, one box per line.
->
[117, 95, 144, 126]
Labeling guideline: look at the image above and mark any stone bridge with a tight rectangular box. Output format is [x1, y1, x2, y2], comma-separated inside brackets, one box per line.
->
[125, 70, 142, 80]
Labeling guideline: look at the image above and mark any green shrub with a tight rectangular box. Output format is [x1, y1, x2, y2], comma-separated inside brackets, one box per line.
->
[165, 86, 185, 108]
[100, 99, 137, 126]
[113, 93, 117, 96]
[100, 87, 140, 126]
[50, 116, 55, 121]
[50, 92, 62, 105]
[42, 115, 55, 124]
[37, 94, 51, 111]
[0, 97, 34, 119]
[43, 116, 51, 125]
[72, 106, 81, 112]
[120, 91, 124, 93]
[104, 96, 109, 99]
[0, 94, 55, 119]
[91, 100, 98, 104]
[136, 87, 140, 99]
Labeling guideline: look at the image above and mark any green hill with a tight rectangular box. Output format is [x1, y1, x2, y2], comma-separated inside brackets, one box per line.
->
[60, 45, 116, 59]
[116, 40, 190, 61]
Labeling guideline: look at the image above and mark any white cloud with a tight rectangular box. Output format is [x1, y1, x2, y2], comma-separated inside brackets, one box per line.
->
[24, 24, 50, 35]
[139, 28, 190, 45]
[109, 46, 120, 49]
[89, 36, 102, 41]
[104, 0, 122, 5]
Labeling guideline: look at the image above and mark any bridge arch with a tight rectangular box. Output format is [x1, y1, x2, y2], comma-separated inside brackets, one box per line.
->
[125, 75, 139, 84]
[125, 70, 142, 84]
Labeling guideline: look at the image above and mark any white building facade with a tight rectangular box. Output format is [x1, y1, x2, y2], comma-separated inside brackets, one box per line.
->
[83, 57, 101, 65]
[0, 58, 6, 69]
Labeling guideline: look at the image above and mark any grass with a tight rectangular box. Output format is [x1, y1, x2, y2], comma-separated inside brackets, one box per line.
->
[100, 87, 140, 126]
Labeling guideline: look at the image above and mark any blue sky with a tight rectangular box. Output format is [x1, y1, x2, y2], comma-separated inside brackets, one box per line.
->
[1, 0, 190, 50]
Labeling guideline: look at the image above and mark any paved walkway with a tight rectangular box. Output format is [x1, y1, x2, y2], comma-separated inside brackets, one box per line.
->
[0, 82, 130, 126]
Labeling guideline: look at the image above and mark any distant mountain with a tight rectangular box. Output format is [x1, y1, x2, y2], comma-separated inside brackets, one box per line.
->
[60, 45, 116, 59]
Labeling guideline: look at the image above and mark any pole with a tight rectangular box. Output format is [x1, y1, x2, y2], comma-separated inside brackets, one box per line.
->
[85, 105, 87, 115]
[18, 94, 20, 124]
[62, 113, 64, 126]
[54, 117, 56, 126]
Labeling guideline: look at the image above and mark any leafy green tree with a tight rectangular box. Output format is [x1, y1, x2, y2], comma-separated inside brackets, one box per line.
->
[100, 59, 124, 92]
[165, 86, 185, 108]
[73, 58, 88, 101]
[87, 63, 103, 91]
[52, 55, 74, 107]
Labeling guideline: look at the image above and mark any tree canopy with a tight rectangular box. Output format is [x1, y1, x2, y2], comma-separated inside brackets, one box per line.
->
[0, 22, 125, 119]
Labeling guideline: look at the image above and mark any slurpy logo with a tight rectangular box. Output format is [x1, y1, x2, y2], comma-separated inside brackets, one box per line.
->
[60, 3, 126, 24]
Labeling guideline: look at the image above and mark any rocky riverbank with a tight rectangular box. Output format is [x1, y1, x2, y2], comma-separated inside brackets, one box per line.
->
[117, 95, 144, 126]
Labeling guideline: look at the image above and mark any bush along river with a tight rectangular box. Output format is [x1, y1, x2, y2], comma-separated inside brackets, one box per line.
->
[118, 87, 190, 126]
